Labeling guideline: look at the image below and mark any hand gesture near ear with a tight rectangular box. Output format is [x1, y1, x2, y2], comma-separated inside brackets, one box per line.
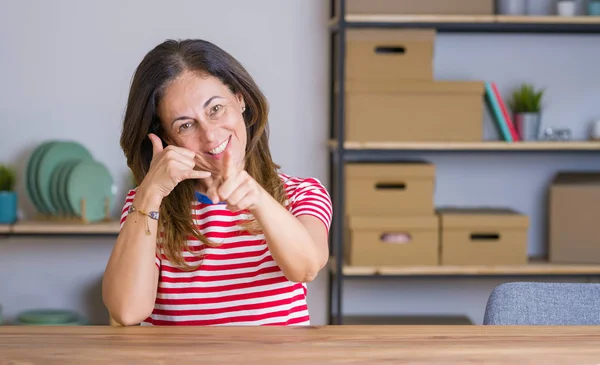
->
[142, 133, 212, 199]
[203, 148, 265, 212]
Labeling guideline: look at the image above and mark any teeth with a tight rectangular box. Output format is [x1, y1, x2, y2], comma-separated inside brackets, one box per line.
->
[208, 138, 229, 155]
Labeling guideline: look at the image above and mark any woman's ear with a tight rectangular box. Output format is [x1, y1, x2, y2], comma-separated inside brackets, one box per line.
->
[236, 93, 245, 112]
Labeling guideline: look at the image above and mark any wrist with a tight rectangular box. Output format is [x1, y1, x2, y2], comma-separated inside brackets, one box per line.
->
[248, 185, 272, 218]
[134, 183, 163, 211]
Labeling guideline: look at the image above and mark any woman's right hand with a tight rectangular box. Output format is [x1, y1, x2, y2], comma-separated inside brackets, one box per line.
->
[140, 133, 211, 200]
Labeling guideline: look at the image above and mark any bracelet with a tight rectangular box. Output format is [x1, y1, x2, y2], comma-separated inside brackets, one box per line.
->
[128, 204, 159, 235]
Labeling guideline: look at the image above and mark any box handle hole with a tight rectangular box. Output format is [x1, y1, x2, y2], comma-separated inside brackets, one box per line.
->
[470, 233, 500, 241]
[375, 183, 406, 190]
[374, 46, 406, 55]
[380, 232, 412, 244]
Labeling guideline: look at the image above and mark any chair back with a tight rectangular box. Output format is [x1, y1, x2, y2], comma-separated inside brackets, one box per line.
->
[483, 282, 600, 325]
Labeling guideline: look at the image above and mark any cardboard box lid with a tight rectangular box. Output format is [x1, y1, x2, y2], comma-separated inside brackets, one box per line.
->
[345, 0, 494, 15]
[552, 172, 600, 186]
[347, 29, 436, 43]
[348, 215, 438, 230]
[437, 207, 529, 229]
[345, 80, 485, 94]
[346, 161, 435, 179]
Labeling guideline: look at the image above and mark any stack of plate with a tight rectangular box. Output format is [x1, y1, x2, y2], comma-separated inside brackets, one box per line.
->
[26, 140, 116, 222]
[16, 309, 86, 326]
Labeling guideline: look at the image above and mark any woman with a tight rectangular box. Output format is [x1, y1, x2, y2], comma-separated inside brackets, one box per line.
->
[102, 39, 332, 326]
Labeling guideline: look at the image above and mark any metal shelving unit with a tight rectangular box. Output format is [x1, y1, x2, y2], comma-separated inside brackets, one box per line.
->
[327, 0, 600, 325]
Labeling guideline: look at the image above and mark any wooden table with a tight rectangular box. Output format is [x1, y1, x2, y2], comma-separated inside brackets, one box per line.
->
[2, 326, 600, 364]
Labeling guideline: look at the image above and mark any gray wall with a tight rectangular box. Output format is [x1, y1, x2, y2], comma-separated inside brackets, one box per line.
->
[1, 0, 599, 325]
[0, 0, 330, 325]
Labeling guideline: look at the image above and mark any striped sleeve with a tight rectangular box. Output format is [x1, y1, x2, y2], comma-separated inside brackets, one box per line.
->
[288, 178, 333, 232]
[120, 189, 161, 269]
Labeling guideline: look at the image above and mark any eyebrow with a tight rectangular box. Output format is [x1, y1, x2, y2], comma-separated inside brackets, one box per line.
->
[170, 96, 224, 126]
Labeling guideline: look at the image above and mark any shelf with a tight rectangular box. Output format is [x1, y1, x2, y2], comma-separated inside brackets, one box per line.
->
[340, 315, 473, 325]
[327, 9, 600, 325]
[4, 220, 121, 236]
[329, 259, 600, 277]
[496, 15, 600, 24]
[329, 140, 600, 151]
[331, 14, 600, 33]
[0, 225, 10, 234]
[346, 14, 496, 23]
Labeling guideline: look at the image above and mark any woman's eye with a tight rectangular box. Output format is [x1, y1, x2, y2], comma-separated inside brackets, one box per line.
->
[210, 105, 223, 115]
[178, 121, 193, 132]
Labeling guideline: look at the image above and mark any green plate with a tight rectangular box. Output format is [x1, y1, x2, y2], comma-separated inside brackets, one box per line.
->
[66, 160, 115, 222]
[58, 161, 80, 216]
[36, 141, 93, 215]
[26, 141, 55, 214]
[49, 161, 76, 216]
[17, 309, 81, 325]
[48, 161, 65, 216]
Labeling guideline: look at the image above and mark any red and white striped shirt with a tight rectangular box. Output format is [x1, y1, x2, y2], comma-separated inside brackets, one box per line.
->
[119, 173, 332, 326]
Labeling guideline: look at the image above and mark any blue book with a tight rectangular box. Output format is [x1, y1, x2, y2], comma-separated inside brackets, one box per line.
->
[484, 82, 513, 142]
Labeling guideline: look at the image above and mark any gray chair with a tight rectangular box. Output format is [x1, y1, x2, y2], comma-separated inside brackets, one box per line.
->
[483, 282, 600, 325]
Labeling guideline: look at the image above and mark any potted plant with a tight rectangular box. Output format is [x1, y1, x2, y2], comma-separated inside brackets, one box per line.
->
[527, 0, 554, 15]
[497, 0, 526, 15]
[557, 0, 576, 16]
[590, 0, 600, 16]
[0, 164, 17, 224]
[509, 83, 545, 141]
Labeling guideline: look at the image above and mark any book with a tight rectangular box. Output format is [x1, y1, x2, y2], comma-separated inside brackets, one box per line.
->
[484, 82, 513, 142]
[491, 82, 520, 141]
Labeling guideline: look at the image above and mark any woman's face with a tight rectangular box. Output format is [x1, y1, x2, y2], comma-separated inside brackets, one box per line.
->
[157, 71, 247, 178]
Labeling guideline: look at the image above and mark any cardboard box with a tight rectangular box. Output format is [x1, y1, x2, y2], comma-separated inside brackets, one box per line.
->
[346, 215, 439, 266]
[343, 0, 494, 15]
[345, 80, 485, 142]
[346, 162, 435, 216]
[549, 172, 600, 264]
[346, 29, 435, 83]
[438, 208, 529, 265]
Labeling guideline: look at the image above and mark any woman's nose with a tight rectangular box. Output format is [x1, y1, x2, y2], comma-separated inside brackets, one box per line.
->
[198, 121, 217, 143]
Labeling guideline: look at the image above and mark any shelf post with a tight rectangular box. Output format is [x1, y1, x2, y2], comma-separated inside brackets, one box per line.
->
[328, 0, 347, 326]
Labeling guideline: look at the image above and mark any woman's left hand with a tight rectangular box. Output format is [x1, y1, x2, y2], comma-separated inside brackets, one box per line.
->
[202, 149, 265, 212]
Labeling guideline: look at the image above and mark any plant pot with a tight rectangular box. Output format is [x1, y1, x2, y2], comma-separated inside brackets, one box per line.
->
[527, 0, 556, 15]
[515, 112, 542, 141]
[0, 191, 17, 224]
[497, 0, 527, 15]
[590, 0, 600, 15]
[557, 0, 576, 16]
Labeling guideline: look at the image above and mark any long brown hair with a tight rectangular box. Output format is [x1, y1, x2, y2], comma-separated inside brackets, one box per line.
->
[120, 39, 286, 270]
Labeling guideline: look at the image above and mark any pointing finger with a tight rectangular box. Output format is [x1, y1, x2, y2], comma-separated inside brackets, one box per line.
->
[223, 147, 236, 179]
